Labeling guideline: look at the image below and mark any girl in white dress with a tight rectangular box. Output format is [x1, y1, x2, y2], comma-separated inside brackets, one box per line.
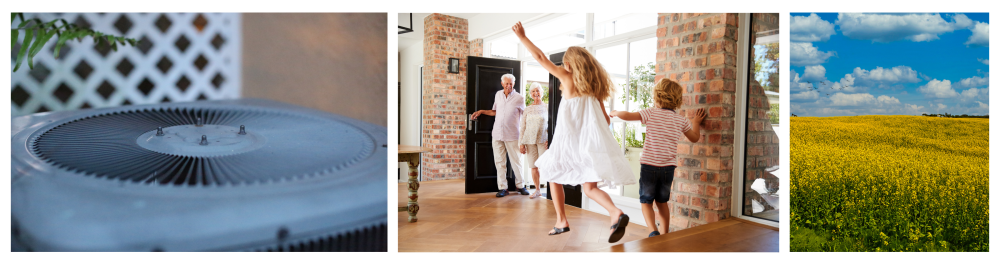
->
[513, 22, 636, 243]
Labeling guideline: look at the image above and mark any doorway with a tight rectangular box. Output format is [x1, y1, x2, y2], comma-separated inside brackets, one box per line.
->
[465, 56, 521, 194]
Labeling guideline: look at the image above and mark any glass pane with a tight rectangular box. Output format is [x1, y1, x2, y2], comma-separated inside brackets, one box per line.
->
[490, 40, 517, 59]
[742, 13, 780, 222]
[626, 37, 657, 111]
[522, 60, 551, 105]
[528, 13, 586, 52]
[595, 43, 628, 113]
[593, 13, 658, 40]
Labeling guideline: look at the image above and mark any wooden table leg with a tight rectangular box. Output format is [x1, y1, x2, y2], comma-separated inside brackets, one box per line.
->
[399, 153, 420, 222]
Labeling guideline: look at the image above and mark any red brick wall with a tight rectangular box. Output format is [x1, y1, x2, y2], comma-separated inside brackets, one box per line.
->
[422, 14, 470, 181]
[471, 38, 483, 57]
[656, 13, 739, 232]
[743, 13, 780, 215]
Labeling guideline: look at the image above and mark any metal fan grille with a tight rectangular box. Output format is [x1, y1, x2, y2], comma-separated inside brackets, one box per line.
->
[253, 223, 387, 252]
[31, 106, 375, 186]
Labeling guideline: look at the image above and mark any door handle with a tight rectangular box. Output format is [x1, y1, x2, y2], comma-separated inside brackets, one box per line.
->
[468, 114, 473, 131]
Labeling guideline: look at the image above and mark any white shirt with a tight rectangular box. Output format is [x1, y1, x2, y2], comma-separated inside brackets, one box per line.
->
[519, 104, 548, 145]
[491, 90, 525, 141]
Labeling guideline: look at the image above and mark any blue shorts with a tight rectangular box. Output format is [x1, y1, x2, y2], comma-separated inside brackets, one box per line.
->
[639, 164, 675, 204]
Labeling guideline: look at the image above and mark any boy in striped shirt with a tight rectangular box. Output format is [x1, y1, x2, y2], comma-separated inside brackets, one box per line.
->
[611, 78, 705, 237]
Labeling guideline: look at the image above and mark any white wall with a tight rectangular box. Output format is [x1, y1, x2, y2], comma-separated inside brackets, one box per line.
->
[467, 13, 545, 40]
[398, 41, 424, 146]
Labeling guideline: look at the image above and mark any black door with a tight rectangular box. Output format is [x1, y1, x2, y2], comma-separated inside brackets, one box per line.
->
[465, 56, 521, 194]
[543, 52, 583, 208]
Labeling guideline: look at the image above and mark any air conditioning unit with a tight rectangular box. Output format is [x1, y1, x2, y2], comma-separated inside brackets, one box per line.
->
[11, 99, 387, 251]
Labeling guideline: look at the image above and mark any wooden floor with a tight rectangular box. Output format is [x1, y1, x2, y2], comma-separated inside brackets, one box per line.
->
[597, 219, 778, 252]
[398, 179, 778, 252]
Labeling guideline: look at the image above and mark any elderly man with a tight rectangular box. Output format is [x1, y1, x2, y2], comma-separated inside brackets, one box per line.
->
[471, 73, 529, 197]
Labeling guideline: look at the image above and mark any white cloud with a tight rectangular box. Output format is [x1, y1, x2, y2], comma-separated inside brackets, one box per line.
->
[801, 65, 826, 82]
[976, 101, 989, 109]
[905, 104, 926, 114]
[832, 74, 861, 92]
[791, 13, 837, 42]
[918, 79, 959, 98]
[790, 42, 835, 66]
[792, 90, 820, 100]
[837, 13, 972, 42]
[956, 75, 989, 89]
[828, 93, 878, 106]
[966, 21, 989, 47]
[978, 58, 989, 65]
[877, 95, 901, 104]
[789, 70, 815, 92]
[849, 66, 922, 89]
[960, 87, 982, 99]
[935, 103, 948, 110]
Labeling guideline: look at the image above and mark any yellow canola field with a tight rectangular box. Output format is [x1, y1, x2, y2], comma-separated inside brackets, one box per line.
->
[791, 115, 988, 251]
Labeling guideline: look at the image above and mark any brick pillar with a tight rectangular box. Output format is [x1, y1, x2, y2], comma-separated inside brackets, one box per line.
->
[422, 14, 470, 181]
[656, 13, 739, 232]
[743, 13, 780, 215]
[471, 38, 483, 57]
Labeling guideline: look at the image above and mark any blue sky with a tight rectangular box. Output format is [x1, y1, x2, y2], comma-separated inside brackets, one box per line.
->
[790, 13, 989, 116]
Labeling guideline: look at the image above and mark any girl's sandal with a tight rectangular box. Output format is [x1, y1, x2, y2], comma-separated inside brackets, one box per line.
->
[549, 227, 570, 236]
[529, 191, 541, 199]
[608, 214, 629, 243]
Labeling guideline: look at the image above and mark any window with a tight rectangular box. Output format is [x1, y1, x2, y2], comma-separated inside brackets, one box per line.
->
[593, 36, 656, 198]
[740, 13, 780, 222]
[490, 40, 518, 59]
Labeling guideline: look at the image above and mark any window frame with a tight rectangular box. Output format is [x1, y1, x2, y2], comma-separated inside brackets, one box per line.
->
[732, 13, 779, 228]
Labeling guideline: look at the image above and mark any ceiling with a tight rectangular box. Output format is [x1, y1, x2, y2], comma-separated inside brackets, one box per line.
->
[397, 13, 479, 51]
[397, 13, 546, 52]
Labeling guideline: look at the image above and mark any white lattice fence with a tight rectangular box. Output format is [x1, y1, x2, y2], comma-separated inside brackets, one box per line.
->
[11, 13, 241, 116]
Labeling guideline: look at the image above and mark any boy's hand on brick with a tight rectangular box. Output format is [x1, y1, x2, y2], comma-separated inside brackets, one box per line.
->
[693, 108, 706, 125]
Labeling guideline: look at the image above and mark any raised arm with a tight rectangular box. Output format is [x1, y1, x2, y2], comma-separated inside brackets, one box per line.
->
[684, 108, 706, 142]
[513, 22, 570, 80]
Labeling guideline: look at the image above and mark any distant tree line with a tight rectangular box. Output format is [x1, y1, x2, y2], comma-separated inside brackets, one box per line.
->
[921, 113, 989, 118]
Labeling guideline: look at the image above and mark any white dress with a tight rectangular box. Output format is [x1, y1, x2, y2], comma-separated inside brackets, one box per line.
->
[534, 96, 636, 188]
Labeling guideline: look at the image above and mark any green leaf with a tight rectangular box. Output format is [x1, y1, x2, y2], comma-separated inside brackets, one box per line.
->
[52, 33, 71, 58]
[28, 28, 56, 70]
[11, 29, 17, 49]
[11, 13, 16, 24]
[13, 26, 34, 72]
[16, 18, 31, 29]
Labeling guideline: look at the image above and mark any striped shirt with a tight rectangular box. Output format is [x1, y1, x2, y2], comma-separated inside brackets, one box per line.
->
[639, 108, 692, 167]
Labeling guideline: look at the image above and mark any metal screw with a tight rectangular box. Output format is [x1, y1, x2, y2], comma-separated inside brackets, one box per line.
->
[199, 135, 208, 145]
[195, 117, 204, 127]
[156, 127, 164, 136]
[238, 125, 246, 135]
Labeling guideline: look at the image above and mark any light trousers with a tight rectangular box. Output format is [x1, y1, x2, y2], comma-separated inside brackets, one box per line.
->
[492, 140, 524, 190]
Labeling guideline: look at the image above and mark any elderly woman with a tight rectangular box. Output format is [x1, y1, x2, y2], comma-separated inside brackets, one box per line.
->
[518, 83, 549, 199]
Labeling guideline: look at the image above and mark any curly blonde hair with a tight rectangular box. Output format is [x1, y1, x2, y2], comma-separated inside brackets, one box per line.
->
[654, 78, 684, 110]
[563, 46, 614, 101]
